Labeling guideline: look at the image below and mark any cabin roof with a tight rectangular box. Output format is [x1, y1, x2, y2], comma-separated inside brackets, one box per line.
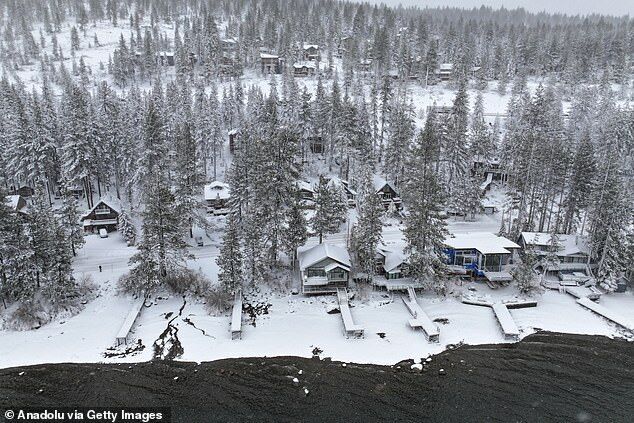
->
[260, 53, 279, 59]
[303, 43, 319, 50]
[204, 181, 231, 201]
[378, 246, 406, 272]
[293, 61, 316, 69]
[81, 198, 121, 220]
[6, 195, 21, 210]
[298, 243, 351, 271]
[372, 175, 397, 194]
[520, 232, 590, 256]
[445, 232, 519, 255]
[297, 180, 315, 193]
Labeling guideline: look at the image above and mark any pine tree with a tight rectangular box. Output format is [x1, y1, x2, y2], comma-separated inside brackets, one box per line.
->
[353, 181, 384, 277]
[282, 193, 308, 267]
[402, 115, 448, 294]
[0, 186, 37, 304]
[514, 247, 539, 295]
[58, 180, 84, 256]
[311, 176, 347, 243]
[118, 208, 137, 246]
[217, 212, 243, 293]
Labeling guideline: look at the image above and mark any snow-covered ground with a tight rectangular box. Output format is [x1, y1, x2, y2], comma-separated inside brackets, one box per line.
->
[1, 219, 633, 369]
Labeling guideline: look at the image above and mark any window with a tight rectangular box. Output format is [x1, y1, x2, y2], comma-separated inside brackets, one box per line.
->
[307, 268, 326, 278]
[328, 269, 346, 280]
[95, 204, 111, 215]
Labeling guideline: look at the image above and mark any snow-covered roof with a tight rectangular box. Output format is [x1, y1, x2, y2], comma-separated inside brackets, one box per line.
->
[380, 246, 406, 273]
[373, 175, 397, 194]
[303, 44, 319, 50]
[293, 61, 316, 69]
[260, 53, 279, 59]
[520, 232, 590, 256]
[81, 198, 122, 220]
[439, 63, 453, 71]
[324, 262, 350, 272]
[298, 243, 351, 270]
[221, 38, 237, 44]
[444, 232, 519, 255]
[6, 195, 20, 210]
[204, 181, 231, 201]
[297, 180, 315, 193]
[228, 129, 239, 135]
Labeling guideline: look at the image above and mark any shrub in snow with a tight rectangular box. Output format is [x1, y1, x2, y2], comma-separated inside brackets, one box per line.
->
[6, 300, 49, 330]
[599, 275, 618, 293]
[165, 269, 211, 296]
[203, 286, 233, 314]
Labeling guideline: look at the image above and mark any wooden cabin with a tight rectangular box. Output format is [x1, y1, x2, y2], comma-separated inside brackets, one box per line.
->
[297, 181, 315, 201]
[373, 176, 402, 210]
[260, 53, 282, 74]
[436, 63, 453, 81]
[298, 243, 352, 294]
[376, 247, 408, 279]
[158, 51, 175, 66]
[9, 185, 34, 198]
[518, 232, 592, 275]
[293, 61, 316, 77]
[302, 44, 320, 61]
[204, 181, 231, 215]
[81, 199, 120, 233]
[308, 136, 324, 154]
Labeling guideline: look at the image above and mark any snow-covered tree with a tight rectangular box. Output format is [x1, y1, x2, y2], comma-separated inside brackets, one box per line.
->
[311, 176, 347, 243]
[402, 114, 448, 294]
[217, 212, 243, 294]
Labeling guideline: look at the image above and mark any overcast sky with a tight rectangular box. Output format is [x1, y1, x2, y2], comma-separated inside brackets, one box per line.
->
[365, 0, 633, 17]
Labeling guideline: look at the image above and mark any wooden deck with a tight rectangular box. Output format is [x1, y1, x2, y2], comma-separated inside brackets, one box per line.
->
[336, 288, 364, 338]
[402, 287, 440, 342]
[115, 297, 146, 346]
[577, 297, 634, 332]
[231, 290, 243, 340]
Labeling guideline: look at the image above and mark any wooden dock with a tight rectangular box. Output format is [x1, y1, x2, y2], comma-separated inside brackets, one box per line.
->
[491, 303, 520, 341]
[231, 290, 243, 340]
[577, 297, 634, 332]
[115, 297, 146, 346]
[565, 286, 602, 301]
[337, 288, 364, 338]
[461, 294, 535, 341]
[402, 287, 440, 342]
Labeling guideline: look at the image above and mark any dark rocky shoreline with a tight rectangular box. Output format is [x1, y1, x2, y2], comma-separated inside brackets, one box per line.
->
[0, 332, 632, 422]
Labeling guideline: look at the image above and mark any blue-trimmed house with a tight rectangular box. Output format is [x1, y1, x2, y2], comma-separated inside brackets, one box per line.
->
[444, 232, 520, 282]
